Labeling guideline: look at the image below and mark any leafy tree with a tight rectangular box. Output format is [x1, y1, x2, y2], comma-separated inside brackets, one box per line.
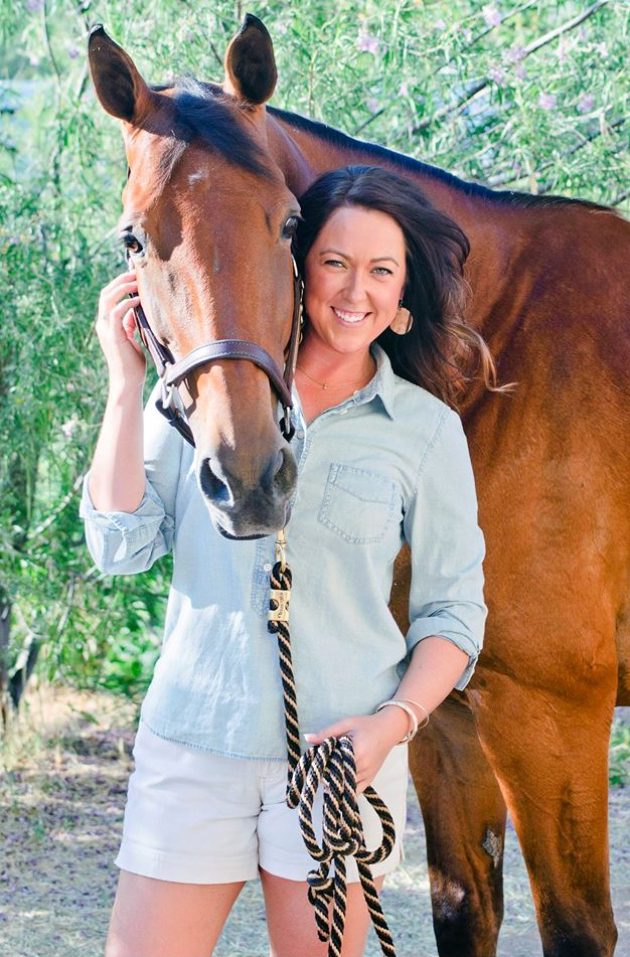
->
[0, 0, 627, 713]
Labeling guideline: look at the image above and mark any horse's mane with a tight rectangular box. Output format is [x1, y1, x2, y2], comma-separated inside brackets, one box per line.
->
[150, 80, 604, 212]
[268, 106, 606, 212]
[151, 77, 273, 178]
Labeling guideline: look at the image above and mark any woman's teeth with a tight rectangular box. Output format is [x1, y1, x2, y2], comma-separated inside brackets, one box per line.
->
[333, 308, 366, 324]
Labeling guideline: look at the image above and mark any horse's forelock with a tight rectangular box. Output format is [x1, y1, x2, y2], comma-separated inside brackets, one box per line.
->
[147, 77, 272, 179]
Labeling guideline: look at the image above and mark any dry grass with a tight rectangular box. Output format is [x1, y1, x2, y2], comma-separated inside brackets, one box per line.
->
[1, 687, 628, 957]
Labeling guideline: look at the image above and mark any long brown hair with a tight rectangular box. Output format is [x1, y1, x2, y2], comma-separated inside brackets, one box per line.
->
[294, 165, 496, 406]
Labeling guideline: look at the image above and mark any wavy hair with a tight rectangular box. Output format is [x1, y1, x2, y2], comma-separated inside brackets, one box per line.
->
[294, 165, 497, 406]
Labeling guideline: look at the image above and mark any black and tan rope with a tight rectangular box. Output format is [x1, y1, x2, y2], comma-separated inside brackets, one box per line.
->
[267, 531, 397, 957]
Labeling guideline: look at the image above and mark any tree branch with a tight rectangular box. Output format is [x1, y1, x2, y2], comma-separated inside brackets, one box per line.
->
[414, 0, 611, 133]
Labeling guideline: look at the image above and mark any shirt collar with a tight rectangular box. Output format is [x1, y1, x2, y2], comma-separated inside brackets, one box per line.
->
[290, 344, 398, 426]
[353, 344, 397, 420]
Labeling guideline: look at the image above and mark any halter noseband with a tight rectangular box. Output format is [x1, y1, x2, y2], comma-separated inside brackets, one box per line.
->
[131, 256, 303, 447]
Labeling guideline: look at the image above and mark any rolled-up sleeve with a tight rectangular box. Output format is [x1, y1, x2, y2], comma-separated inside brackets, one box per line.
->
[80, 383, 182, 575]
[403, 407, 487, 689]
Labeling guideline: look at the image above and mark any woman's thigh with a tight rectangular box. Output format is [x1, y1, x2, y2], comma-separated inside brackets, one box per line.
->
[105, 871, 244, 957]
[260, 869, 385, 957]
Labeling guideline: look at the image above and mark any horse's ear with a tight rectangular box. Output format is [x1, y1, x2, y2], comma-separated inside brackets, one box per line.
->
[224, 13, 277, 106]
[88, 24, 153, 123]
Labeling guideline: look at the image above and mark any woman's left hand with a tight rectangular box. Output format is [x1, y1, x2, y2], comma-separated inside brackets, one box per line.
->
[304, 708, 409, 792]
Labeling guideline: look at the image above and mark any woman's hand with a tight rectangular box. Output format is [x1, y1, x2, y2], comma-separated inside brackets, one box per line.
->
[95, 270, 146, 389]
[304, 707, 409, 792]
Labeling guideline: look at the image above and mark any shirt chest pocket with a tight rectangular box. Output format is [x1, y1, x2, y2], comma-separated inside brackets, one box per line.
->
[318, 464, 399, 544]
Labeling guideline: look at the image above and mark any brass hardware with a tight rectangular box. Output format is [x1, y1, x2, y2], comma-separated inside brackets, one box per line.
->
[269, 588, 291, 623]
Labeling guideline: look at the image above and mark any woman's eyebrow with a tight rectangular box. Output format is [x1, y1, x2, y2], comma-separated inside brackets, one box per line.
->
[319, 248, 400, 266]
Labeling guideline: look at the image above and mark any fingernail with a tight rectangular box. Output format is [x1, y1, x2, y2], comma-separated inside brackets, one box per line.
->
[304, 733, 316, 743]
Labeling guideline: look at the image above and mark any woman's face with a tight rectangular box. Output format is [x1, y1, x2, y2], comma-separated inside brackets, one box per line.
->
[303, 205, 407, 360]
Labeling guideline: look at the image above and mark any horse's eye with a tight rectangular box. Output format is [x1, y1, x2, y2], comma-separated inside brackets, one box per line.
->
[281, 216, 300, 240]
[122, 234, 143, 256]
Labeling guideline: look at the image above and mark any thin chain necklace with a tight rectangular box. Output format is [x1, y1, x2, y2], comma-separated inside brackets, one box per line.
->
[296, 363, 372, 391]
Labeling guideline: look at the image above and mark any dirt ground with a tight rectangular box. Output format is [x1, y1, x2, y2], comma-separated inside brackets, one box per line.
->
[1, 686, 628, 957]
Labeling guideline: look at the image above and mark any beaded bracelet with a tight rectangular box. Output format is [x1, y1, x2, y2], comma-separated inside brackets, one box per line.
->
[375, 699, 419, 743]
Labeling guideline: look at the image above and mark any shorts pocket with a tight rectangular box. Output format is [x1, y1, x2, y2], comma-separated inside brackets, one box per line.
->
[318, 464, 398, 544]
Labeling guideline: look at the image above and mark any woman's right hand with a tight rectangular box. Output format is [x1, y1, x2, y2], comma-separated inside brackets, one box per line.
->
[96, 270, 146, 389]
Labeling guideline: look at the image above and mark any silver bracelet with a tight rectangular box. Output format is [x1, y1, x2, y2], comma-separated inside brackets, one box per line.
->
[375, 699, 419, 744]
[398, 698, 430, 730]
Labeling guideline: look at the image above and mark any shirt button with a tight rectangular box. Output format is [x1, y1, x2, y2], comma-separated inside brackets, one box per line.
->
[263, 562, 272, 572]
[296, 429, 305, 439]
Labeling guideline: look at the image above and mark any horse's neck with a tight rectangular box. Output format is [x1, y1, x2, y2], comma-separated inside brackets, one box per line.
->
[267, 109, 509, 317]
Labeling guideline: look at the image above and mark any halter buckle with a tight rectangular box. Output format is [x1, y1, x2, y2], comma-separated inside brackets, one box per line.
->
[161, 377, 177, 411]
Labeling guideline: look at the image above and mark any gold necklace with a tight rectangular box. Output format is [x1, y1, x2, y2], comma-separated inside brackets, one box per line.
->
[296, 364, 371, 391]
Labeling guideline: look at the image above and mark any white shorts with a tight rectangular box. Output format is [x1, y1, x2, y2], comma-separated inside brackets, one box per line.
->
[116, 721, 408, 885]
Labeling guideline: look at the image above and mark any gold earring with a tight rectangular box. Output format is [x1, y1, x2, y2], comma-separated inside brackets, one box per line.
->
[390, 304, 414, 335]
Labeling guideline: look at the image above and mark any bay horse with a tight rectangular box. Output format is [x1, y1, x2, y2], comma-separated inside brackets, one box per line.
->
[88, 16, 630, 957]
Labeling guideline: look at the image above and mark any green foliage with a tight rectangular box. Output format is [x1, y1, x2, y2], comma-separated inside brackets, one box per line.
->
[0, 1, 627, 702]
[610, 721, 630, 789]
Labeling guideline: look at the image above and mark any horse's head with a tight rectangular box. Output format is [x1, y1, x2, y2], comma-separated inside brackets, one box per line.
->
[88, 17, 300, 539]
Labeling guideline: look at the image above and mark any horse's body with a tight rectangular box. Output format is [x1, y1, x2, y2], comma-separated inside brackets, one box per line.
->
[89, 17, 630, 957]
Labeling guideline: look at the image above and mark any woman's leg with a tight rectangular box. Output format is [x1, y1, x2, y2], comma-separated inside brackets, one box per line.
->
[105, 871, 245, 957]
[260, 869, 385, 957]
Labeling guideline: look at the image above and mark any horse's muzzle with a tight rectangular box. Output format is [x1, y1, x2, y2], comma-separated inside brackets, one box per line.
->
[197, 444, 297, 539]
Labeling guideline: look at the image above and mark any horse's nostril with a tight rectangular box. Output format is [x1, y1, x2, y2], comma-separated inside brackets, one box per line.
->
[273, 446, 298, 496]
[199, 457, 232, 505]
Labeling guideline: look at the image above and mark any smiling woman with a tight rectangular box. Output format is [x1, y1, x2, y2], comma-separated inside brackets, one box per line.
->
[82, 153, 491, 956]
[294, 165, 496, 420]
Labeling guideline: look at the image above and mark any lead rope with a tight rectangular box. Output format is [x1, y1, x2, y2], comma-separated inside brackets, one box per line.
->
[267, 530, 397, 957]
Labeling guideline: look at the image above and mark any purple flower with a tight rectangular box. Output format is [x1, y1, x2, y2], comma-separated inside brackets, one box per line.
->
[538, 92, 557, 111]
[366, 96, 380, 114]
[399, 81, 409, 97]
[67, 45, 79, 60]
[26, 0, 43, 11]
[357, 31, 380, 55]
[434, 19, 446, 31]
[577, 92, 595, 114]
[507, 45, 526, 63]
[488, 66, 506, 86]
[482, 5, 502, 28]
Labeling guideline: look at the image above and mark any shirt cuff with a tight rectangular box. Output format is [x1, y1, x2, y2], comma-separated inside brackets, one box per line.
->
[405, 618, 481, 690]
[80, 473, 172, 569]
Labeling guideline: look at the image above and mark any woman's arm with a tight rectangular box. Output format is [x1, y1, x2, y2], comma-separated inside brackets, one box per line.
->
[80, 270, 179, 575]
[88, 270, 146, 512]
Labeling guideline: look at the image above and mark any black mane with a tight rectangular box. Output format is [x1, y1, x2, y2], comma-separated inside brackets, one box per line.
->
[269, 105, 604, 210]
[152, 78, 270, 177]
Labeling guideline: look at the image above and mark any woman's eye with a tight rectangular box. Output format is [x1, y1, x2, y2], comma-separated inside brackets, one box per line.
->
[373, 266, 393, 276]
[323, 258, 345, 268]
[281, 216, 300, 240]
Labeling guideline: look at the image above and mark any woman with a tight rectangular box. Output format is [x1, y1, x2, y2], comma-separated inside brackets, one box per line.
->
[82, 165, 491, 957]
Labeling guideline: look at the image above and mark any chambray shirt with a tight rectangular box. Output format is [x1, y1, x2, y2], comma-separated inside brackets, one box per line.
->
[80, 347, 486, 760]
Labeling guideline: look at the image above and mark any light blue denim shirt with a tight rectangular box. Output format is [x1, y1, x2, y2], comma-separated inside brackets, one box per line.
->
[80, 347, 486, 759]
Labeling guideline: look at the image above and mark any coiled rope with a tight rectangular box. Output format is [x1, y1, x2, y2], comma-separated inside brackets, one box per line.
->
[267, 530, 397, 957]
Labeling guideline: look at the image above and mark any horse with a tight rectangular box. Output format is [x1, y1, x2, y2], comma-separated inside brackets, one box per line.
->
[88, 16, 630, 957]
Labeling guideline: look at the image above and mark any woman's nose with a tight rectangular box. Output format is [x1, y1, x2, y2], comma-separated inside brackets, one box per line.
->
[343, 270, 366, 302]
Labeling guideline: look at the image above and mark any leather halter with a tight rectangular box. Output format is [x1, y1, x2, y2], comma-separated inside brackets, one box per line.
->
[131, 256, 303, 447]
